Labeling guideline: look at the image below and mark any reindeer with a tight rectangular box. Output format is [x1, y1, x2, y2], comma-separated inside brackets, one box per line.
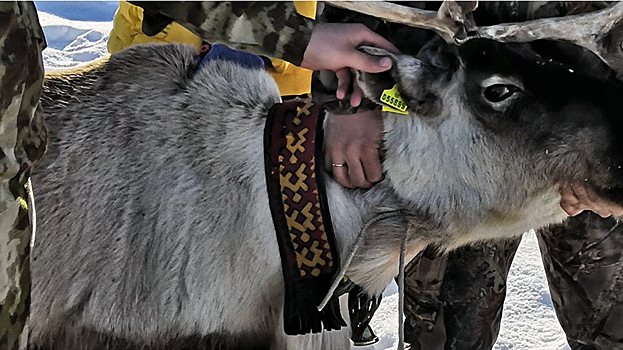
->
[29, 2, 623, 350]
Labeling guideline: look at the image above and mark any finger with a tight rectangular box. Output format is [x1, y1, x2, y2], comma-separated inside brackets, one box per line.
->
[560, 182, 580, 207]
[584, 201, 611, 218]
[571, 183, 612, 217]
[594, 208, 612, 218]
[560, 201, 583, 216]
[324, 156, 333, 172]
[361, 149, 383, 184]
[348, 51, 393, 74]
[570, 183, 595, 204]
[350, 71, 364, 107]
[610, 205, 623, 217]
[335, 68, 352, 101]
[326, 149, 352, 188]
[325, 149, 352, 187]
[586, 199, 615, 218]
[560, 182, 584, 216]
[332, 163, 352, 188]
[348, 159, 373, 188]
[569, 183, 617, 218]
[323, 144, 335, 171]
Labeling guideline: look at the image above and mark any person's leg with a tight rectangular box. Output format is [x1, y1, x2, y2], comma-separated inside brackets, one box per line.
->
[403, 247, 448, 350]
[404, 238, 521, 350]
[538, 213, 623, 349]
[441, 239, 520, 349]
[0, 2, 47, 349]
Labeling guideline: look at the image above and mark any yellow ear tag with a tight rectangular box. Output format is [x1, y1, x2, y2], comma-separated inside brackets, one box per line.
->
[380, 84, 408, 114]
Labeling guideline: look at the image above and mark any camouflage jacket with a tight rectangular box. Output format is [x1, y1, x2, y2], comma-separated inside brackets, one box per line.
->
[130, 2, 315, 66]
[0, 2, 47, 350]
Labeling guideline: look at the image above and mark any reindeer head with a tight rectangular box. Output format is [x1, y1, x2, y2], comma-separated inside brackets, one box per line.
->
[356, 38, 623, 222]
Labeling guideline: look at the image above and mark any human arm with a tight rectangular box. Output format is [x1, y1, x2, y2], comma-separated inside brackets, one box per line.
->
[130, 2, 314, 65]
[130, 2, 398, 104]
[302, 22, 396, 106]
[131, 1, 394, 188]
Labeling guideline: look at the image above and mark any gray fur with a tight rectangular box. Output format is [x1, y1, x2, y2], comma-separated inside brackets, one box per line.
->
[30, 42, 623, 349]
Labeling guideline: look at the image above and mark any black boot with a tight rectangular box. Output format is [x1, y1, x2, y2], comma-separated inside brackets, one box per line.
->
[349, 285, 381, 346]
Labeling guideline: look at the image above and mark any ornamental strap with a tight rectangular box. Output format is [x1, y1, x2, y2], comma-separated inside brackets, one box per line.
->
[264, 98, 345, 335]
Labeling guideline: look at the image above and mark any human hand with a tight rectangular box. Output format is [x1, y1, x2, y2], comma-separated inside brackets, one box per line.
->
[301, 23, 399, 107]
[560, 182, 623, 218]
[324, 109, 384, 188]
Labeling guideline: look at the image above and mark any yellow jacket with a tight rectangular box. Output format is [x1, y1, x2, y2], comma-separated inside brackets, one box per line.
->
[108, 1, 315, 97]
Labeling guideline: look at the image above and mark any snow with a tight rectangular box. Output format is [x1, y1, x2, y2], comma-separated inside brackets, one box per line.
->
[492, 232, 570, 350]
[37, 6, 113, 70]
[36, 4, 571, 349]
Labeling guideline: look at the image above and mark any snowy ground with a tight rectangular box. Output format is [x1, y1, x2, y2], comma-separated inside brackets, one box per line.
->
[38, 10, 113, 70]
[36, 3, 571, 349]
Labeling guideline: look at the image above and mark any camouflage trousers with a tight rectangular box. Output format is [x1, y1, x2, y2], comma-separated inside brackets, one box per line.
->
[0, 2, 47, 350]
[404, 212, 623, 350]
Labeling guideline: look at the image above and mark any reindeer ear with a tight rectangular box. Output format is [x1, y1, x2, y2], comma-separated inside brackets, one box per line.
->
[356, 46, 399, 104]
[356, 46, 424, 107]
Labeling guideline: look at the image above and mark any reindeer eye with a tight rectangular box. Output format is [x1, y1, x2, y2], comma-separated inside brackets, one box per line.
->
[484, 84, 521, 103]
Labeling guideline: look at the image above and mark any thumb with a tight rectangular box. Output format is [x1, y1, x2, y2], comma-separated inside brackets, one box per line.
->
[348, 52, 393, 73]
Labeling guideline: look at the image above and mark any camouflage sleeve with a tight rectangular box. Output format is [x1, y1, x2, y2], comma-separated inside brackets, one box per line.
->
[0, 2, 47, 350]
[130, 1, 315, 66]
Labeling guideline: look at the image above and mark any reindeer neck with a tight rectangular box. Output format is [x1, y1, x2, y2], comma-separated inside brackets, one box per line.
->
[320, 171, 434, 295]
